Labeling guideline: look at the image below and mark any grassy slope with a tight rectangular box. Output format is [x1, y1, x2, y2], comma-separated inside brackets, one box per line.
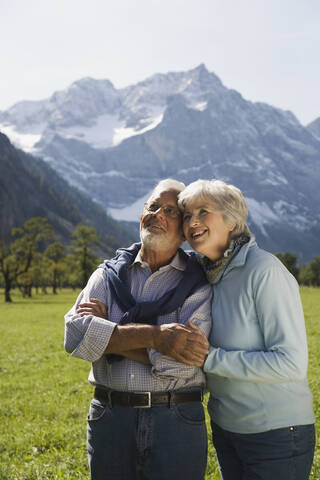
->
[0, 287, 319, 480]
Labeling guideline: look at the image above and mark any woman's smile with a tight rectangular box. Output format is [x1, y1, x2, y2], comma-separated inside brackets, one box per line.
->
[183, 201, 235, 261]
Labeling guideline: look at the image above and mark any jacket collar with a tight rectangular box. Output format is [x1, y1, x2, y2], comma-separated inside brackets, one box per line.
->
[212, 235, 257, 284]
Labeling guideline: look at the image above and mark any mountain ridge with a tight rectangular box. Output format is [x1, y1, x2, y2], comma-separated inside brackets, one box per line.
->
[1, 64, 319, 262]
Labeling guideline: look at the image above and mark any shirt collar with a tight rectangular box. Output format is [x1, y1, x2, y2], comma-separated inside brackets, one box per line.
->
[130, 247, 186, 272]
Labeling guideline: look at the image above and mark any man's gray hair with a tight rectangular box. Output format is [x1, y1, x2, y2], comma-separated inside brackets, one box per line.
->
[149, 178, 186, 199]
[178, 179, 250, 238]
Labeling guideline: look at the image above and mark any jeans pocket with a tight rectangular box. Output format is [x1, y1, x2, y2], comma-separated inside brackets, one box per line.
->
[87, 399, 111, 422]
[290, 424, 316, 454]
[173, 401, 205, 425]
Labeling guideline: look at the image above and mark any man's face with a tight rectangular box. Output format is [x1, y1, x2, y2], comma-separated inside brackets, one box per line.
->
[140, 189, 185, 252]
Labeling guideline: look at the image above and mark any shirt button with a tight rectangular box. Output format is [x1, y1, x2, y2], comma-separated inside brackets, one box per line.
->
[290, 427, 294, 431]
[130, 374, 135, 379]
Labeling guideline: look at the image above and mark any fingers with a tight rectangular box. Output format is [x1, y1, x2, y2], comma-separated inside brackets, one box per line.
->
[187, 320, 203, 333]
[76, 307, 98, 316]
[89, 298, 105, 306]
[171, 350, 208, 367]
[76, 299, 108, 319]
[78, 302, 98, 308]
[187, 334, 209, 350]
[187, 321, 208, 341]
[186, 322, 210, 349]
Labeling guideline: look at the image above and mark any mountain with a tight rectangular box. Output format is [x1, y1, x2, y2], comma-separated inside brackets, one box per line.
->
[0, 132, 135, 254]
[307, 117, 320, 140]
[1, 64, 320, 262]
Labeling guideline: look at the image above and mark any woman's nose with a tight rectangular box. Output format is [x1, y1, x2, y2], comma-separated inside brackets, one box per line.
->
[190, 214, 200, 225]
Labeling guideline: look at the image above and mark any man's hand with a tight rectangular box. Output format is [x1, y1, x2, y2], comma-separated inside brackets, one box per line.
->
[153, 320, 210, 367]
[77, 298, 108, 319]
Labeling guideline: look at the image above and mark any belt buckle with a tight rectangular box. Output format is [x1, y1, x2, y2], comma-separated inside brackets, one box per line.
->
[134, 392, 152, 408]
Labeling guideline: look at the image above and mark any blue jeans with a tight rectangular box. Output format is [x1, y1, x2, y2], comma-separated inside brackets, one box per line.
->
[87, 398, 207, 480]
[211, 421, 315, 480]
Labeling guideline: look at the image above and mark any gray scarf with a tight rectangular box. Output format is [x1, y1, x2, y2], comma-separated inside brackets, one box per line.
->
[197, 235, 250, 284]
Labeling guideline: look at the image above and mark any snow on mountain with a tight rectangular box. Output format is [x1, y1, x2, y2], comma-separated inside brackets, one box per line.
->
[0, 65, 223, 152]
[108, 190, 152, 222]
[1, 64, 320, 261]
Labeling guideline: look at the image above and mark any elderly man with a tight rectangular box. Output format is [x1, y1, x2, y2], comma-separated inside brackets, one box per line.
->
[64, 179, 212, 480]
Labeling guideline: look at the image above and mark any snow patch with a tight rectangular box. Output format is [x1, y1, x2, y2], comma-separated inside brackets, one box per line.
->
[113, 113, 163, 146]
[77, 170, 128, 179]
[0, 124, 42, 152]
[262, 172, 288, 186]
[273, 200, 297, 215]
[61, 113, 122, 149]
[246, 198, 278, 236]
[177, 161, 211, 175]
[191, 101, 208, 112]
[108, 190, 153, 221]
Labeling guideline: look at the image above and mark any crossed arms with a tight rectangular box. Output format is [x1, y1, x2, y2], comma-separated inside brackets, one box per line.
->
[64, 268, 211, 367]
[77, 298, 210, 366]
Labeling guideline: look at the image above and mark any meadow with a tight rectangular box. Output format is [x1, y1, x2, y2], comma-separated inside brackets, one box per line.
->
[0, 287, 319, 480]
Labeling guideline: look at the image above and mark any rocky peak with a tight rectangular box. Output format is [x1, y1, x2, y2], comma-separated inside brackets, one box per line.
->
[307, 117, 320, 139]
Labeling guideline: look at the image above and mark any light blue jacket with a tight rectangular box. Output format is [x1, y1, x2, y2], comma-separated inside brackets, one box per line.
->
[204, 237, 315, 433]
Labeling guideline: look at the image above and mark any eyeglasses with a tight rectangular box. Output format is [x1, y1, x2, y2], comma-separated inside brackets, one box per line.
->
[144, 202, 181, 219]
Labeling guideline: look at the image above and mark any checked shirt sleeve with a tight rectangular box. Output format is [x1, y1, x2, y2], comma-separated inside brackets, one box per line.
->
[64, 269, 116, 362]
[149, 283, 212, 386]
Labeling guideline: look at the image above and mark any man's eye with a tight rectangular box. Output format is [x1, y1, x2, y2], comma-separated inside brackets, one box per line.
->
[149, 204, 159, 212]
[183, 214, 191, 222]
[164, 206, 174, 214]
[199, 209, 208, 215]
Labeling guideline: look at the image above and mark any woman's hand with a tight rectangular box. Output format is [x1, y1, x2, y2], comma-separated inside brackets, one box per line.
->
[77, 298, 108, 319]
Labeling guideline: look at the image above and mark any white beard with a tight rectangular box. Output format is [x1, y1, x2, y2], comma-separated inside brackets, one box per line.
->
[140, 228, 172, 252]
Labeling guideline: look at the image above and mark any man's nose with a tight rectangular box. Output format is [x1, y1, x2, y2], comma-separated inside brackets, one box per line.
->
[153, 206, 166, 220]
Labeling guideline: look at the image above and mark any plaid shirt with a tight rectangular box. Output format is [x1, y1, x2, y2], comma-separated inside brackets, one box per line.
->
[64, 249, 212, 392]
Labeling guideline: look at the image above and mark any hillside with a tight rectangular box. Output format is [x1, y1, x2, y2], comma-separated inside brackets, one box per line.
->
[0, 132, 135, 254]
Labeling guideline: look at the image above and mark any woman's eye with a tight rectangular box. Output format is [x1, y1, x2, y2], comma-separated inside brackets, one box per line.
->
[183, 215, 191, 222]
[199, 209, 208, 215]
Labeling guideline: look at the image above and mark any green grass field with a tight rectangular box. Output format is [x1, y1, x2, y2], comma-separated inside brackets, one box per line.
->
[0, 287, 319, 479]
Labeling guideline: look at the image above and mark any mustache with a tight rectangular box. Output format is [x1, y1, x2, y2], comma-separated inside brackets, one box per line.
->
[143, 221, 166, 231]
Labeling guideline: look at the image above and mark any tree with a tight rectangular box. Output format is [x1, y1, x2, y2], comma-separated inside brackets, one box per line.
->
[298, 264, 313, 286]
[11, 217, 53, 297]
[69, 225, 98, 288]
[298, 256, 320, 286]
[275, 252, 299, 279]
[0, 240, 19, 302]
[309, 256, 320, 286]
[45, 242, 66, 294]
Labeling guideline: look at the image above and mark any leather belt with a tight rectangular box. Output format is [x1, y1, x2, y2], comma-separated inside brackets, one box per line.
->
[94, 387, 203, 408]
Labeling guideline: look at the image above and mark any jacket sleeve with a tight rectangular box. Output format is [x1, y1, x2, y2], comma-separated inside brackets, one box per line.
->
[149, 283, 212, 382]
[64, 269, 117, 362]
[204, 265, 308, 383]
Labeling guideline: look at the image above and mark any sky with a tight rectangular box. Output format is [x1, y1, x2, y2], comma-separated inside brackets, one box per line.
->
[1, 0, 319, 125]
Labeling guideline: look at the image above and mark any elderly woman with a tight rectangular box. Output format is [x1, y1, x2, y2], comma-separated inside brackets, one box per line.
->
[178, 179, 315, 480]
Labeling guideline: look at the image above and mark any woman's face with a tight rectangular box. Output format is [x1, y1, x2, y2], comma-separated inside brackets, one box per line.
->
[183, 200, 235, 261]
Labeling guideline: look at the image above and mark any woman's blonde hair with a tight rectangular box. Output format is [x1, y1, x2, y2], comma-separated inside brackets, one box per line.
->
[178, 179, 250, 238]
